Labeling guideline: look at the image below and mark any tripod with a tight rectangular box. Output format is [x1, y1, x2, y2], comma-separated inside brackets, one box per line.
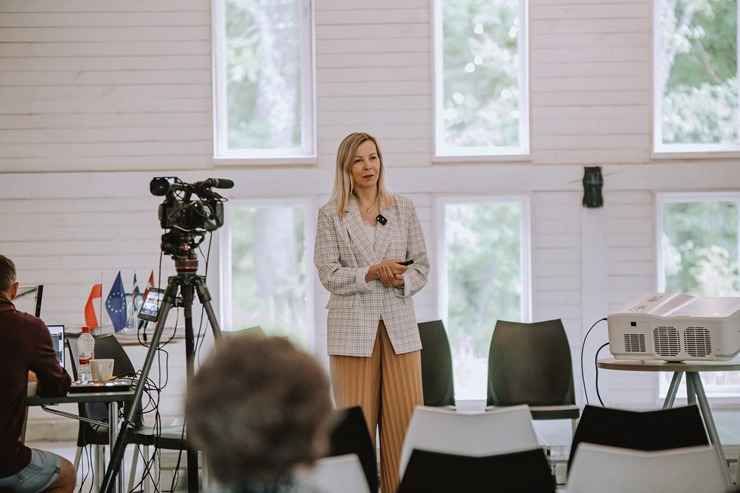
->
[101, 255, 222, 493]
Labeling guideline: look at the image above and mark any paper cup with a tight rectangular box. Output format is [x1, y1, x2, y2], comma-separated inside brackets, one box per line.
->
[91, 359, 115, 381]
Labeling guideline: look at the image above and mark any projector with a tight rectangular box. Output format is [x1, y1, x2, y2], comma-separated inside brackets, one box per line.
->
[607, 292, 740, 361]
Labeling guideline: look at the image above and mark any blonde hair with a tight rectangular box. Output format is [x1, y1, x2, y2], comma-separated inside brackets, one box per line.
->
[330, 132, 394, 217]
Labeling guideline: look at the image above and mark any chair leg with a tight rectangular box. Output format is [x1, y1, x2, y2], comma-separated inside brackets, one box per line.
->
[143, 445, 152, 493]
[95, 445, 105, 491]
[73, 446, 82, 471]
[128, 446, 140, 493]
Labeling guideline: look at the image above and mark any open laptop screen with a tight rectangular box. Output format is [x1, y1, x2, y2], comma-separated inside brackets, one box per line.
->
[47, 324, 65, 368]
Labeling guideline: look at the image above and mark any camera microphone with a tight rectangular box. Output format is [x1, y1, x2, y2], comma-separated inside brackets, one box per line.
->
[196, 178, 234, 189]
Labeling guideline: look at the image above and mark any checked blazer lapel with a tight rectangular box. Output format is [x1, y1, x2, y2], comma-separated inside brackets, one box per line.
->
[373, 204, 395, 258]
[344, 206, 377, 265]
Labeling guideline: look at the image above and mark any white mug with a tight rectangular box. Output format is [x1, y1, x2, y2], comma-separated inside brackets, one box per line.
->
[90, 359, 115, 382]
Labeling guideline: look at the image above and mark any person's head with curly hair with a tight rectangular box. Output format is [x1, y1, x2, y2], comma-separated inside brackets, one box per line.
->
[186, 334, 333, 487]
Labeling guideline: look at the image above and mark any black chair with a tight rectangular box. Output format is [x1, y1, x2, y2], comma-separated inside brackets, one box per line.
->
[486, 319, 580, 433]
[223, 325, 266, 338]
[68, 334, 186, 492]
[566, 404, 710, 473]
[398, 448, 556, 493]
[418, 320, 455, 407]
[326, 406, 378, 493]
[15, 284, 43, 317]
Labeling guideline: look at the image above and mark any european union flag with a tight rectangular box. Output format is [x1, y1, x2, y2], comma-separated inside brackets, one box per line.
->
[106, 271, 127, 333]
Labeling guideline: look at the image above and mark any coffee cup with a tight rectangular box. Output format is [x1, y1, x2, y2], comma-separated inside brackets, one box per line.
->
[90, 359, 115, 382]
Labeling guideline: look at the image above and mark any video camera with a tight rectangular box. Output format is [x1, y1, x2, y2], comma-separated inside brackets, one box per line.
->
[150, 177, 232, 258]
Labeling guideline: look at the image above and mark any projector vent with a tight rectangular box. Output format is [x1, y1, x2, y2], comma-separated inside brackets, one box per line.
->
[684, 326, 711, 358]
[623, 333, 646, 353]
[653, 326, 680, 357]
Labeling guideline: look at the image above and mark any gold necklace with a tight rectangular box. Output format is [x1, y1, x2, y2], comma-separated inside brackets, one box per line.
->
[357, 196, 377, 213]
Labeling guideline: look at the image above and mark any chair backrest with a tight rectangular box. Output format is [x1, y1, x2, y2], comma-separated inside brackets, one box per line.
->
[567, 443, 728, 493]
[224, 325, 266, 338]
[398, 448, 555, 493]
[66, 333, 137, 379]
[400, 404, 539, 477]
[418, 320, 455, 407]
[326, 406, 377, 493]
[486, 319, 575, 407]
[311, 454, 371, 493]
[15, 285, 43, 317]
[93, 334, 137, 378]
[567, 404, 709, 472]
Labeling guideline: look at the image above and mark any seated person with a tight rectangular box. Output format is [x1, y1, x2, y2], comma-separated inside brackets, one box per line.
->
[186, 334, 333, 493]
[0, 254, 75, 493]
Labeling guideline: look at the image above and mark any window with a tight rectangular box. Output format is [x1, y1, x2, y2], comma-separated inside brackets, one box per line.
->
[654, 0, 739, 153]
[438, 197, 531, 399]
[224, 201, 313, 348]
[657, 193, 740, 397]
[434, 0, 529, 157]
[213, 0, 315, 160]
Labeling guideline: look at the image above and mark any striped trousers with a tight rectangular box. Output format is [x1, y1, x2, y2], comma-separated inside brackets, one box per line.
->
[330, 321, 424, 493]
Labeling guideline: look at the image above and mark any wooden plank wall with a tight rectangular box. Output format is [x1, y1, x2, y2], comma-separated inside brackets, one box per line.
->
[2, 0, 740, 438]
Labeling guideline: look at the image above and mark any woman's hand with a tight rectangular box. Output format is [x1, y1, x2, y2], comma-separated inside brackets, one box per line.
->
[367, 259, 408, 288]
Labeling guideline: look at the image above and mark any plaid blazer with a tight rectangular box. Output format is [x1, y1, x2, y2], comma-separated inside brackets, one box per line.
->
[314, 195, 430, 357]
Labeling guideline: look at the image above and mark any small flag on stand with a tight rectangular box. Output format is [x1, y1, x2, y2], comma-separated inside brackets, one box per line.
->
[131, 273, 141, 312]
[84, 283, 103, 328]
[106, 271, 127, 333]
[143, 270, 155, 300]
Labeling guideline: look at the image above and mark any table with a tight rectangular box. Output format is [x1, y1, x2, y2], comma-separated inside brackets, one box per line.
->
[28, 389, 135, 493]
[596, 358, 740, 487]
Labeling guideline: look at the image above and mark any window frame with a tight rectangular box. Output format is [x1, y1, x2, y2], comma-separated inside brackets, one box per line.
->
[211, 0, 317, 164]
[433, 0, 530, 159]
[221, 198, 317, 351]
[435, 194, 532, 399]
[652, 0, 740, 156]
[656, 191, 740, 402]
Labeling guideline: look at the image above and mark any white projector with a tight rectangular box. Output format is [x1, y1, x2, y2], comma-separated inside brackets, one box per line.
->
[607, 292, 740, 361]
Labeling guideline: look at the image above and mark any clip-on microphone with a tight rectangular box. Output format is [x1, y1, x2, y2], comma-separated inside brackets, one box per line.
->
[376, 214, 387, 225]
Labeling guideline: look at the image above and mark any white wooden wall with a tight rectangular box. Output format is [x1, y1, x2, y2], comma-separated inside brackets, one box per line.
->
[2, 0, 740, 440]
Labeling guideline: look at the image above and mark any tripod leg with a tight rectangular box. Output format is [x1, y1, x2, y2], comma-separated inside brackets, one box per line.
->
[100, 277, 180, 493]
[194, 276, 223, 342]
[181, 277, 222, 491]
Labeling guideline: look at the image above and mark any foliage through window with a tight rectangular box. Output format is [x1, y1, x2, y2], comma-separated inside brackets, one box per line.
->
[658, 193, 740, 397]
[213, 0, 315, 159]
[226, 203, 310, 347]
[440, 198, 530, 399]
[435, 0, 529, 156]
[655, 0, 739, 152]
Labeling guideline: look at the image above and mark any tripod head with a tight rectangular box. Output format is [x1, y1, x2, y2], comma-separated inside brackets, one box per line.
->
[151, 177, 232, 268]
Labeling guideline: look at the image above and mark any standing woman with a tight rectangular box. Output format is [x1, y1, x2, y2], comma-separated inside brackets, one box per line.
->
[314, 132, 430, 492]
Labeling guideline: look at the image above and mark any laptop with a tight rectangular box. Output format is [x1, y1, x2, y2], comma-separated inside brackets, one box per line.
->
[47, 324, 65, 368]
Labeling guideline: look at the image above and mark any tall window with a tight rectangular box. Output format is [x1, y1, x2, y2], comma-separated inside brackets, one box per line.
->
[654, 0, 739, 153]
[434, 0, 529, 157]
[224, 201, 313, 348]
[213, 0, 315, 160]
[658, 193, 740, 397]
[439, 197, 531, 399]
